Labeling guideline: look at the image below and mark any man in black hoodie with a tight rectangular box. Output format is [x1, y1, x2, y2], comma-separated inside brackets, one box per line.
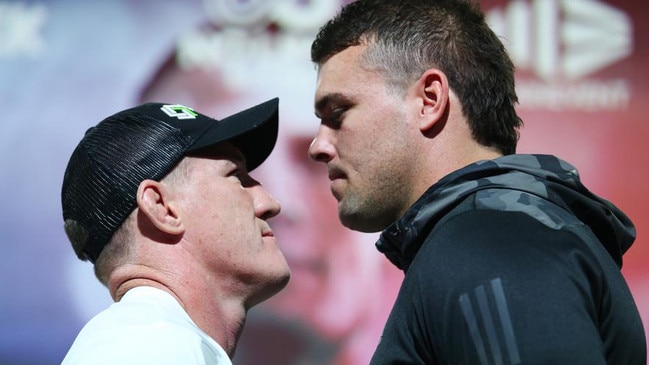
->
[307, 0, 646, 364]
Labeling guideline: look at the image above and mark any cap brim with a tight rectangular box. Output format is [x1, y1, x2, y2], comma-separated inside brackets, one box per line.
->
[188, 98, 279, 171]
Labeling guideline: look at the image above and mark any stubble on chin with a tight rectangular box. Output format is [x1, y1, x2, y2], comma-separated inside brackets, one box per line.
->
[336, 190, 382, 233]
[337, 179, 406, 233]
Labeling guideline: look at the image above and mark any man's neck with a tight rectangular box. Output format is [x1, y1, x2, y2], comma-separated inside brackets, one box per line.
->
[108, 264, 247, 357]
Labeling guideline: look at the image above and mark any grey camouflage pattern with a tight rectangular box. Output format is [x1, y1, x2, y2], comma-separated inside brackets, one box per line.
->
[376, 154, 636, 270]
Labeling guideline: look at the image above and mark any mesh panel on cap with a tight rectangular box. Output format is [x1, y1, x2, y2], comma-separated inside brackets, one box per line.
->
[61, 113, 194, 262]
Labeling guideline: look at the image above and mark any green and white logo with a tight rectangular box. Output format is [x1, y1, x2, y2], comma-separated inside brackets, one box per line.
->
[160, 104, 198, 120]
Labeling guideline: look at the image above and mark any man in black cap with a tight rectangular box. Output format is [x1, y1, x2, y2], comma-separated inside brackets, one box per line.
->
[60, 98, 290, 364]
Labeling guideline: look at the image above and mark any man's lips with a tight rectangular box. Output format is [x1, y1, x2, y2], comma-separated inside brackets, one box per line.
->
[261, 226, 275, 237]
[327, 166, 345, 181]
[327, 167, 346, 201]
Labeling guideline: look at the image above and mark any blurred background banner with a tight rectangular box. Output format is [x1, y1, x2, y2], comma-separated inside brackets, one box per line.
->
[0, 0, 646, 364]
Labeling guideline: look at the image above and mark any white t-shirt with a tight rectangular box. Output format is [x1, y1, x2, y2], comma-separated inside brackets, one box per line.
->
[62, 286, 232, 365]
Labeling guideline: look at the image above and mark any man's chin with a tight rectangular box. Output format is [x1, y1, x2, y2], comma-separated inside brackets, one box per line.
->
[339, 209, 386, 233]
[248, 273, 291, 308]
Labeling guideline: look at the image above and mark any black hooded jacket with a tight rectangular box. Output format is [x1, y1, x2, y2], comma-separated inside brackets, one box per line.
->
[371, 154, 646, 365]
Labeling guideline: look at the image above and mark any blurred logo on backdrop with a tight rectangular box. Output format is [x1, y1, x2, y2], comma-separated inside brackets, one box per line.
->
[173, 0, 340, 92]
[487, 0, 633, 111]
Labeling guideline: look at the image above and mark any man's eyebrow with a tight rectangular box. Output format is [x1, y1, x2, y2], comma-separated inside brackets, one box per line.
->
[314, 93, 350, 117]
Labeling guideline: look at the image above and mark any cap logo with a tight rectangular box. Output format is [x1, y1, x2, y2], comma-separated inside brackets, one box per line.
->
[160, 104, 198, 120]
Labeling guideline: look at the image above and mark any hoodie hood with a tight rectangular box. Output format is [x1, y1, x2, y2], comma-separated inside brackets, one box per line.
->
[376, 154, 636, 270]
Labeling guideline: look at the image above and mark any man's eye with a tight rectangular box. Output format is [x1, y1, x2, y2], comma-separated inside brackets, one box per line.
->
[230, 169, 256, 187]
[324, 108, 345, 128]
[228, 170, 243, 182]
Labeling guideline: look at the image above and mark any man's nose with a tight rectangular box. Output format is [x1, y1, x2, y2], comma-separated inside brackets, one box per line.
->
[308, 127, 336, 163]
[253, 186, 281, 220]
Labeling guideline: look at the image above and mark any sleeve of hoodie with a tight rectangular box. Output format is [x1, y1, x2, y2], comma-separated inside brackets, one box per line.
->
[403, 208, 644, 365]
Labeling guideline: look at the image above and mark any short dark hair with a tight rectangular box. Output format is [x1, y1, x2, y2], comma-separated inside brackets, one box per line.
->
[311, 0, 522, 154]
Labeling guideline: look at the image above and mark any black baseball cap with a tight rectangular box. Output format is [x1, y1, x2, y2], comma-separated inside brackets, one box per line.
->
[61, 98, 279, 263]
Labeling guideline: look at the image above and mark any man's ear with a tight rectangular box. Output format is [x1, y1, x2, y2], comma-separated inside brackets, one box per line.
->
[136, 179, 184, 236]
[415, 68, 450, 133]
